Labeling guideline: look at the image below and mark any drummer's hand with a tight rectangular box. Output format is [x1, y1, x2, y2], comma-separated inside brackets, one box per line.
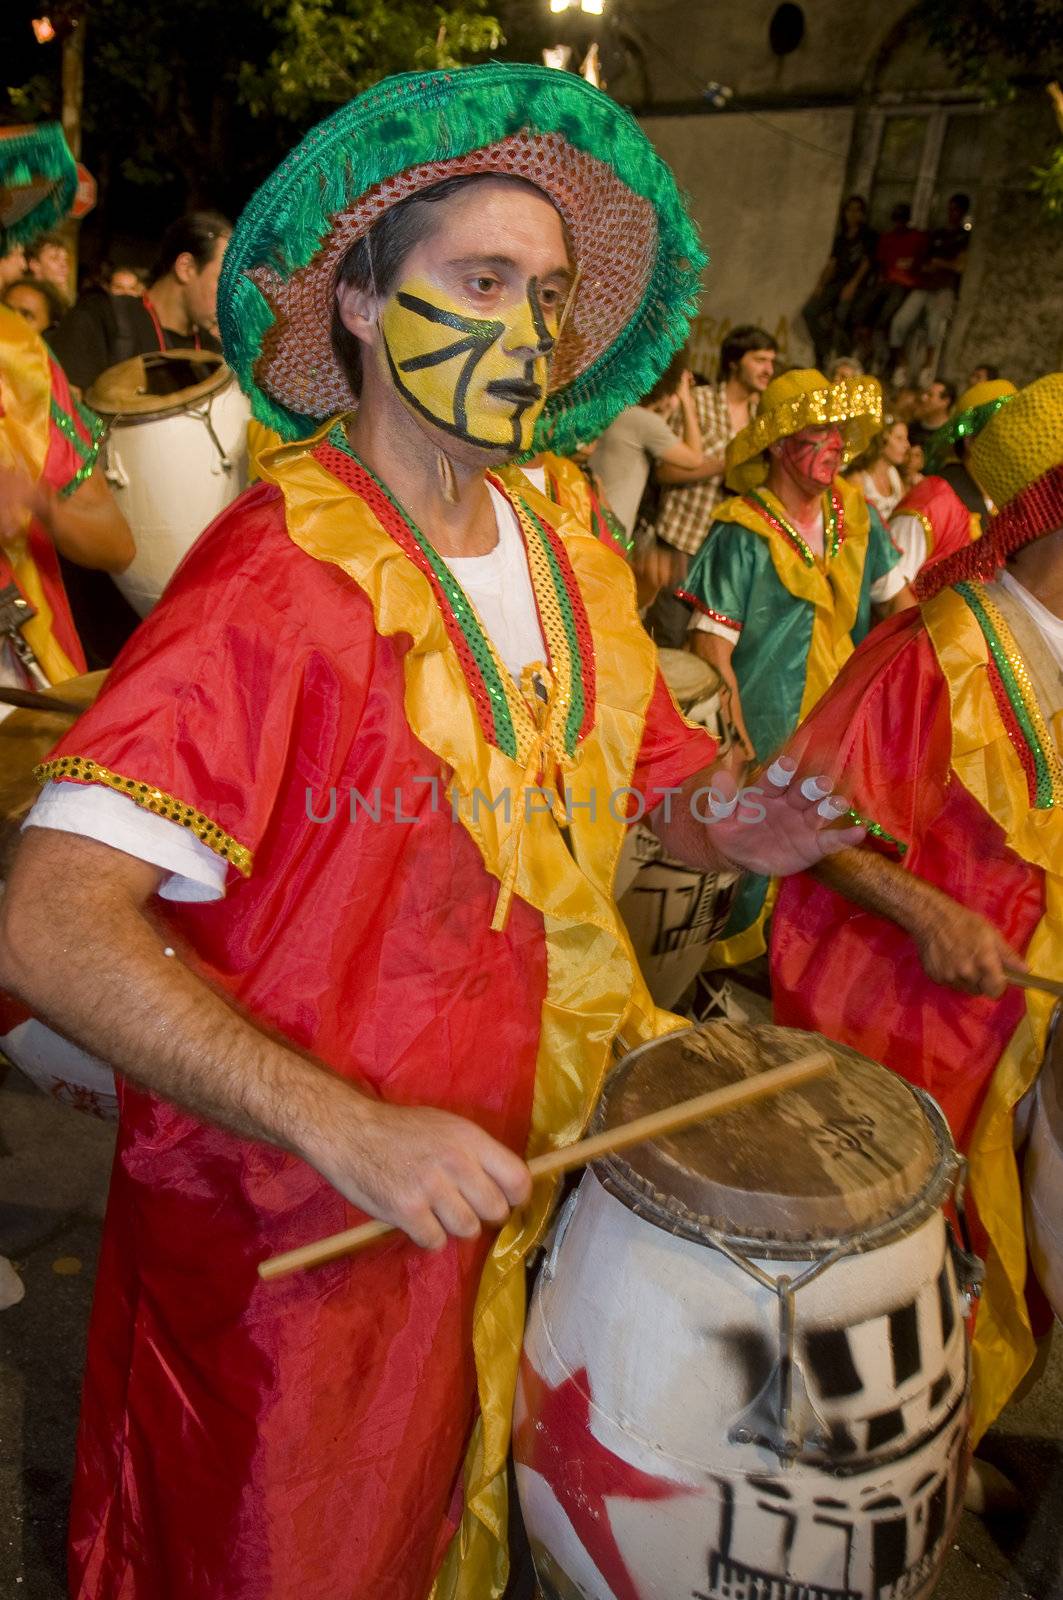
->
[306, 1094, 532, 1251]
[707, 757, 865, 877]
[0, 466, 46, 543]
[912, 901, 1026, 998]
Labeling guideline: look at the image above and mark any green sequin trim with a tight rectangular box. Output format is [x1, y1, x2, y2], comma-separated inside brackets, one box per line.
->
[518, 500, 584, 756]
[846, 807, 909, 856]
[956, 580, 1060, 809]
[327, 425, 519, 758]
[747, 491, 815, 567]
[50, 396, 104, 497]
[602, 505, 634, 556]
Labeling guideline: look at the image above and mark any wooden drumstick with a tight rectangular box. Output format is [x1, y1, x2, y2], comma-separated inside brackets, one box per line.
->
[258, 1049, 834, 1281]
[1008, 970, 1063, 1003]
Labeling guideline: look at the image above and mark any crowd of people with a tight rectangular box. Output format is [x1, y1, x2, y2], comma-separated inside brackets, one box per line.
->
[0, 79, 1060, 1600]
[801, 189, 973, 386]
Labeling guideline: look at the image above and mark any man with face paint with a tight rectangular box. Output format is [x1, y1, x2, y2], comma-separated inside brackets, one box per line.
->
[679, 367, 914, 968]
[0, 72, 865, 1600]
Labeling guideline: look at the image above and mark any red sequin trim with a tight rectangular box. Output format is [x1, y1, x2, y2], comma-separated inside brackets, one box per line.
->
[986, 656, 1040, 804]
[675, 590, 743, 631]
[313, 443, 499, 747]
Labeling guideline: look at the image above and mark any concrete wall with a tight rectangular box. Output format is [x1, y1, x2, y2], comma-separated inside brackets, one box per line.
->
[641, 107, 856, 373]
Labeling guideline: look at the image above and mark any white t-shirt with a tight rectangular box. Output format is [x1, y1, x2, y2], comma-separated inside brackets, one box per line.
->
[995, 569, 1063, 669]
[888, 510, 928, 586]
[690, 508, 907, 643]
[25, 482, 546, 901]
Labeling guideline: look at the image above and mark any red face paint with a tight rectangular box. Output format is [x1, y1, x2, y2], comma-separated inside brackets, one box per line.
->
[779, 426, 844, 493]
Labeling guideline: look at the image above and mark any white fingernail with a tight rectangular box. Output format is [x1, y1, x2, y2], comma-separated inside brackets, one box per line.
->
[817, 796, 850, 819]
[708, 788, 738, 819]
[766, 759, 795, 788]
[801, 776, 833, 802]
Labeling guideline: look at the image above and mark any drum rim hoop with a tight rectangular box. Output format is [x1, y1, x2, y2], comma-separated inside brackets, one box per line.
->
[590, 1027, 959, 1262]
[87, 349, 233, 421]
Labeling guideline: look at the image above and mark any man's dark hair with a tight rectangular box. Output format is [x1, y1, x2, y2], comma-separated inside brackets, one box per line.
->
[719, 324, 778, 378]
[934, 378, 957, 406]
[25, 230, 67, 262]
[151, 211, 231, 282]
[4, 274, 66, 326]
[949, 192, 970, 212]
[890, 202, 912, 225]
[970, 362, 999, 382]
[331, 172, 561, 395]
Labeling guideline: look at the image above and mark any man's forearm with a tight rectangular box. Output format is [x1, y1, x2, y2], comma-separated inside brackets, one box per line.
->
[812, 845, 947, 933]
[0, 833, 359, 1164]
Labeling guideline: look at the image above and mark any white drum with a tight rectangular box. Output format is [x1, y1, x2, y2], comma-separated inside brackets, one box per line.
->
[1024, 999, 1063, 1322]
[515, 1023, 977, 1600]
[616, 649, 738, 1009]
[88, 350, 250, 617]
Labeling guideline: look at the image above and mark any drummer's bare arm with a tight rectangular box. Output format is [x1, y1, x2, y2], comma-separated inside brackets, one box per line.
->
[689, 629, 755, 764]
[0, 828, 531, 1250]
[0, 463, 134, 573]
[811, 846, 1026, 997]
[650, 760, 864, 880]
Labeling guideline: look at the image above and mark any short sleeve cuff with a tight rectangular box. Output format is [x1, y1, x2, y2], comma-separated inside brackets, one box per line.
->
[870, 565, 909, 605]
[24, 782, 229, 901]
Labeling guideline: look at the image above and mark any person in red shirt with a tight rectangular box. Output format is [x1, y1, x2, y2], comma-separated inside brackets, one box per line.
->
[867, 202, 927, 372]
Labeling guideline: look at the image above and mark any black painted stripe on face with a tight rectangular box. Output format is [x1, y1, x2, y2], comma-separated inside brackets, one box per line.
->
[395, 289, 502, 340]
[889, 1302, 922, 1385]
[749, 1477, 792, 1498]
[806, 1327, 863, 1398]
[867, 1407, 906, 1448]
[526, 277, 557, 356]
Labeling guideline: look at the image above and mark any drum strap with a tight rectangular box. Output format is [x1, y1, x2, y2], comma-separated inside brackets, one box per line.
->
[139, 295, 202, 357]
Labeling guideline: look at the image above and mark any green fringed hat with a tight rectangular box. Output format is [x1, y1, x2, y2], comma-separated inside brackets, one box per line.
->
[923, 377, 1017, 473]
[0, 123, 78, 251]
[218, 63, 706, 456]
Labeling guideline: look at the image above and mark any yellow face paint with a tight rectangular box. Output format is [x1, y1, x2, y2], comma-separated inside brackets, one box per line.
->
[378, 274, 557, 455]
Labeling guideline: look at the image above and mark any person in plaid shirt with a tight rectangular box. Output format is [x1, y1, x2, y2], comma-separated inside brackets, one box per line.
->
[644, 325, 776, 644]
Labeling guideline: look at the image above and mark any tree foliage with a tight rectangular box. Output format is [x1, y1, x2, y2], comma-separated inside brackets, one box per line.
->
[5, 0, 502, 220]
[914, 0, 1063, 99]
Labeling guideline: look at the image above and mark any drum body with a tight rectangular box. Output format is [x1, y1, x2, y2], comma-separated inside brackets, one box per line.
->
[616, 649, 738, 1009]
[1024, 1001, 1063, 1322]
[515, 1024, 973, 1600]
[89, 351, 250, 617]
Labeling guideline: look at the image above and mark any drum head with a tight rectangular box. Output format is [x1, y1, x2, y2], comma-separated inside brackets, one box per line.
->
[592, 1021, 954, 1259]
[87, 349, 230, 419]
[657, 647, 721, 711]
[0, 671, 106, 824]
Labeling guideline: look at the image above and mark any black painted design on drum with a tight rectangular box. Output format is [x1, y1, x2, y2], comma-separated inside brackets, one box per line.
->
[888, 1303, 922, 1385]
[923, 1478, 948, 1561]
[805, 1327, 863, 1398]
[759, 1498, 799, 1565]
[928, 1372, 951, 1409]
[867, 1407, 906, 1449]
[749, 1477, 792, 1498]
[829, 1421, 859, 1456]
[697, 1552, 860, 1600]
[863, 1494, 903, 1512]
[719, 1327, 776, 1406]
[813, 1512, 856, 1593]
[630, 863, 734, 955]
[872, 1514, 909, 1589]
[814, 1496, 848, 1508]
[936, 1260, 956, 1345]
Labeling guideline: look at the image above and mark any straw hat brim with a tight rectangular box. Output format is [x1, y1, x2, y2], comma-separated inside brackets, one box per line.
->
[725, 376, 883, 491]
[0, 123, 78, 250]
[218, 64, 706, 458]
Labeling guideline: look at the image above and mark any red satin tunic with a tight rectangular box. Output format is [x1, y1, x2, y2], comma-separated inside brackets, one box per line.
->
[50, 482, 712, 1600]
